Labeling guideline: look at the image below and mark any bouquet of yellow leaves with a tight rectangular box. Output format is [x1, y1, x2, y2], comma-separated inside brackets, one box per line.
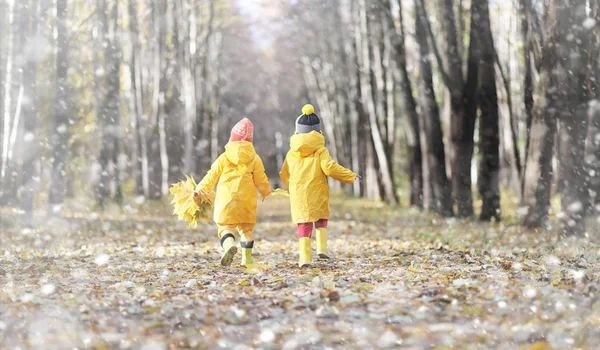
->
[169, 175, 215, 227]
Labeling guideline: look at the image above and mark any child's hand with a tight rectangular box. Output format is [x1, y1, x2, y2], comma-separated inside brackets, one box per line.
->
[355, 174, 362, 181]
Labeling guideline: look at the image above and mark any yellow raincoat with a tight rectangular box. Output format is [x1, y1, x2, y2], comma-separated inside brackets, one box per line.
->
[279, 131, 356, 224]
[197, 141, 271, 224]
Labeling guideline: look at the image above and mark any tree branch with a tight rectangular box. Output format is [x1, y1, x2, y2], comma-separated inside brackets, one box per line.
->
[67, 9, 98, 43]
[494, 47, 522, 177]
[416, 0, 453, 92]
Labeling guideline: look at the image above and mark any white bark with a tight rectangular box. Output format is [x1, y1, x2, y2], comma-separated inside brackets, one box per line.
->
[1, 0, 15, 179]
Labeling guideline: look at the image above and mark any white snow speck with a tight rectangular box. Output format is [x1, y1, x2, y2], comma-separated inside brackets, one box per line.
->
[583, 17, 597, 30]
[545, 255, 561, 266]
[572, 270, 586, 281]
[259, 329, 276, 343]
[41, 284, 56, 295]
[523, 287, 537, 299]
[377, 330, 400, 348]
[94, 254, 110, 266]
[155, 247, 166, 258]
[516, 206, 529, 217]
[185, 279, 197, 289]
[567, 201, 583, 213]
[56, 124, 68, 134]
[24, 132, 35, 142]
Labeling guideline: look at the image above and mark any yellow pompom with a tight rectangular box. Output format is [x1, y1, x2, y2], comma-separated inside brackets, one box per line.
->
[302, 104, 315, 115]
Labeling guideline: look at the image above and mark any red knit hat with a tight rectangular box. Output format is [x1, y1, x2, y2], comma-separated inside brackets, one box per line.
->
[230, 118, 254, 142]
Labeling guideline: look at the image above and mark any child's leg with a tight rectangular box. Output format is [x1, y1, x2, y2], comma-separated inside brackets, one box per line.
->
[297, 223, 314, 267]
[238, 223, 255, 266]
[315, 219, 330, 259]
[217, 224, 238, 266]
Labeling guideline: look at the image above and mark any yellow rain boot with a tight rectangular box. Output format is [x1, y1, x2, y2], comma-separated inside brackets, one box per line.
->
[298, 237, 312, 267]
[316, 228, 331, 260]
[220, 233, 237, 266]
[240, 241, 255, 266]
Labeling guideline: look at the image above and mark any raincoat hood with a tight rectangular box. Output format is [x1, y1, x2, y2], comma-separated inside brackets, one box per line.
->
[290, 131, 325, 157]
[225, 141, 256, 165]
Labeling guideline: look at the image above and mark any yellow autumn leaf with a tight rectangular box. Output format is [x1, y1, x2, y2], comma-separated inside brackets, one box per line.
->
[269, 188, 290, 197]
[169, 175, 215, 227]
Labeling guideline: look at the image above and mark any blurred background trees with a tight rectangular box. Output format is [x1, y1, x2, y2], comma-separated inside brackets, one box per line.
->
[0, 0, 599, 236]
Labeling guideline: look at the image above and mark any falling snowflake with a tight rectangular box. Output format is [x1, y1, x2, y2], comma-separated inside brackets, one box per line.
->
[583, 17, 597, 30]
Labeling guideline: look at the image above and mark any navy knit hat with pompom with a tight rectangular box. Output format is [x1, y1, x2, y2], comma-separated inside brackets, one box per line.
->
[295, 104, 321, 134]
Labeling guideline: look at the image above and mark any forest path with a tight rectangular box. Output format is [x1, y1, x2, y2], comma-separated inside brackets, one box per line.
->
[1, 198, 599, 349]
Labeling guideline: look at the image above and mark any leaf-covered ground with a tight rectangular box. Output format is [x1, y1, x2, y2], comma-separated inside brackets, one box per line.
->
[1, 197, 600, 349]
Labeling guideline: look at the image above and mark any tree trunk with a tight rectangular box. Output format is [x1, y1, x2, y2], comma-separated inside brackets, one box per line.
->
[384, 0, 422, 208]
[20, 0, 39, 214]
[414, 0, 453, 216]
[558, 0, 590, 236]
[177, 0, 197, 176]
[451, 1, 480, 218]
[358, 0, 397, 204]
[148, 0, 164, 199]
[477, 0, 501, 221]
[584, 1, 600, 215]
[48, 0, 69, 215]
[520, 0, 534, 195]
[419, 0, 479, 217]
[196, 0, 215, 176]
[521, 0, 560, 228]
[0, 0, 15, 202]
[97, 0, 122, 208]
[128, 0, 145, 196]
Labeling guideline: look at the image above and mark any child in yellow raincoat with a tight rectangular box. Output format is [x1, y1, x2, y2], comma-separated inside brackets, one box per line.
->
[195, 118, 271, 266]
[280, 104, 359, 267]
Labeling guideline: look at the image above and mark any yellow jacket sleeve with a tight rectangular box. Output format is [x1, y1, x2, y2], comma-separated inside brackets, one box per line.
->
[253, 156, 272, 198]
[279, 154, 290, 190]
[320, 149, 356, 184]
[197, 155, 224, 191]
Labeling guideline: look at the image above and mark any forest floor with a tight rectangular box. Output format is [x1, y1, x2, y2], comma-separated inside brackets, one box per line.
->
[1, 196, 600, 349]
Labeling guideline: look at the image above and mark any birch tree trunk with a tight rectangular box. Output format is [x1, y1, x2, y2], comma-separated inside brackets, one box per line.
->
[358, 0, 397, 204]
[0, 0, 15, 202]
[20, 0, 39, 213]
[128, 0, 146, 196]
[97, 0, 122, 208]
[48, 0, 69, 215]
[520, 0, 534, 195]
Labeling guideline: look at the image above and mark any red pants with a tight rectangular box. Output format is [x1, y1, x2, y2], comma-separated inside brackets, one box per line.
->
[297, 219, 328, 238]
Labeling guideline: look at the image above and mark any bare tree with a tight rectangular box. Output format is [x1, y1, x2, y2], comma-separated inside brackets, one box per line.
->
[418, 0, 481, 217]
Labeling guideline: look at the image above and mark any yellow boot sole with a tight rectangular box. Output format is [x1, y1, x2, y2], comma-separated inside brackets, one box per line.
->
[220, 246, 238, 266]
